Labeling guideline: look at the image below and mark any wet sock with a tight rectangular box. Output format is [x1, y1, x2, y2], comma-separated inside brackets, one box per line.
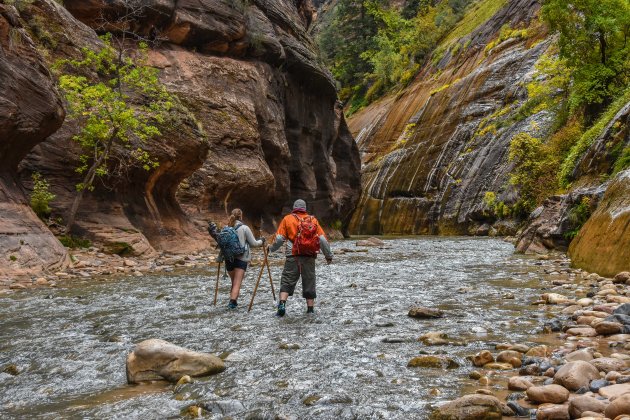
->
[229, 299, 237, 305]
[306, 306, 314, 313]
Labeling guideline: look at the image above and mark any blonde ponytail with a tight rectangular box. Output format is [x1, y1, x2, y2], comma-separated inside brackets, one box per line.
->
[227, 208, 243, 227]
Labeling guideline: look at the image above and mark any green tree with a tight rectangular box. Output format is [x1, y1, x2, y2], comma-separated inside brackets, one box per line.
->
[55, 34, 173, 233]
[541, 0, 630, 117]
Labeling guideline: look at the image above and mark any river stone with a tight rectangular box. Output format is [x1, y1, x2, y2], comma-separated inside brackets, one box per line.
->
[510, 344, 531, 353]
[472, 350, 494, 367]
[536, 403, 570, 420]
[484, 362, 514, 370]
[590, 379, 611, 392]
[567, 349, 595, 362]
[569, 395, 609, 419]
[419, 331, 450, 346]
[408, 307, 444, 319]
[605, 393, 630, 419]
[508, 376, 534, 391]
[542, 293, 574, 304]
[469, 371, 483, 380]
[563, 305, 582, 315]
[599, 383, 630, 399]
[590, 357, 627, 373]
[429, 394, 512, 420]
[407, 355, 459, 369]
[527, 345, 551, 357]
[527, 384, 570, 404]
[554, 361, 601, 391]
[126, 339, 225, 384]
[614, 272, 630, 284]
[567, 327, 598, 337]
[577, 316, 598, 325]
[497, 350, 522, 363]
[578, 298, 595, 307]
[597, 321, 625, 335]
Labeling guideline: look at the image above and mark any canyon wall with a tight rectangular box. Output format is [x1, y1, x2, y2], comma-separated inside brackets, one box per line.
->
[348, 0, 549, 236]
[0, 0, 360, 278]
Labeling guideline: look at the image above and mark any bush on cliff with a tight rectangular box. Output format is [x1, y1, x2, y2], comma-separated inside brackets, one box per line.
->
[54, 33, 173, 233]
[29, 172, 55, 219]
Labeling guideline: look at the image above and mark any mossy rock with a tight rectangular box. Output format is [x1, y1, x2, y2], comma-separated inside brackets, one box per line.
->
[408, 355, 460, 369]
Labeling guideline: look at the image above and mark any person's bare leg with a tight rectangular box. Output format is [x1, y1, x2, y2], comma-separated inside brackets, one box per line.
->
[230, 268, 245, 300]
[279, 292, 289, 301]
[306, 298, 314, 307]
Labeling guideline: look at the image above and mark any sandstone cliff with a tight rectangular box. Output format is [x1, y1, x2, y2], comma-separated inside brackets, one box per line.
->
[0, 0, 360, 277]
[347, 0, 549, 236]
[0, 2, 68, 277]
[568, 169, 630, 277]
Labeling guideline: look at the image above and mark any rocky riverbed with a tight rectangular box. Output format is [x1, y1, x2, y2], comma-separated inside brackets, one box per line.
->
[1, 237, 629, 419]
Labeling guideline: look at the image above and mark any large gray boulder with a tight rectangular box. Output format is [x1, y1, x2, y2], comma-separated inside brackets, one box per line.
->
[126, 339, 225, 384]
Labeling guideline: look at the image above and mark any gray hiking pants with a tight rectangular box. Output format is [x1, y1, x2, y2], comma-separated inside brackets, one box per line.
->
[280, 256, 316, 299]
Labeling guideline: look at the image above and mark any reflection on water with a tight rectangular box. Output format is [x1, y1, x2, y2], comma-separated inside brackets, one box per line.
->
[0, 237, 558, 418]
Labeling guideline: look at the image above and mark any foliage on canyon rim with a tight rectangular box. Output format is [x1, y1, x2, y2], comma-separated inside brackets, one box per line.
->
[54, 33, 173, 232]
[318, 0, 471, 113]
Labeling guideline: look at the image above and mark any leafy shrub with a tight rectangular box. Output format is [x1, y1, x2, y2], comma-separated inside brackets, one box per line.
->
[564, 197, 593, 240]
[58, 235, 92, 249]
[30, 173, 55, 218]
[613, 147, 630, 174]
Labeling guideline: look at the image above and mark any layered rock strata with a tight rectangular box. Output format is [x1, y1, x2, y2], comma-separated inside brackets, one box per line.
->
[348, 0, 549, 235]
[0, 3, 68, 277]
[0, 0, 360, 271]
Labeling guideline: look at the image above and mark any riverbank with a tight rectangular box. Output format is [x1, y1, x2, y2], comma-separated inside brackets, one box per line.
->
[429, 258, 630, 418]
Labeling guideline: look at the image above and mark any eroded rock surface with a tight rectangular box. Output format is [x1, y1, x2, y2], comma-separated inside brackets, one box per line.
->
[348, 0, 549, 235]
[126, 339, 225, 383]
[0, 2, 68, 277]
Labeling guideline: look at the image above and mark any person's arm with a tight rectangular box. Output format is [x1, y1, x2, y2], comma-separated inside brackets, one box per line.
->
[269, 217, 287, 253]
[319, 235, 333, 261]
[315, 218, 333, 261]
[244, 226, 263, 247]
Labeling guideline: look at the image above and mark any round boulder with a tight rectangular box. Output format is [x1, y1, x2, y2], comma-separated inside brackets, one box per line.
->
[613, 272, 630, 284]
[429, 394, 512, 420]
[526, 345, 550, 357]
[566, 349, 594, 362]
[568, 395, 608, 418]
[126, 339, 225, 384]
[508, 376, 534, 391]
[526, 384, 570, 404]
[553, 361, 601, 391]
[595, 321, 624, 336]
[590, 357, 627, 373]
[535, 403, 570, 420]
[605, 393, 630, 419]
[472, 350, 494, 367]
[497, 350, 522, 364]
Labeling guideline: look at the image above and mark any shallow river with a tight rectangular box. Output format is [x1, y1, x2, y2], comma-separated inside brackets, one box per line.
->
[0, 237, 561, 419]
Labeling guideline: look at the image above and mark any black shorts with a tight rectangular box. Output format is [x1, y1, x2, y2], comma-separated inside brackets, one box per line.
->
[225, 259, 248, 272]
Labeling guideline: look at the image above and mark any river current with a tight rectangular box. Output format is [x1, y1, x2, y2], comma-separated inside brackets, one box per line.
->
[0, 237, 560, 419]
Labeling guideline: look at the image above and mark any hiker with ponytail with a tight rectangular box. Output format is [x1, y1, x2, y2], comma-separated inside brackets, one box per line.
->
[215, 208, 265, 309]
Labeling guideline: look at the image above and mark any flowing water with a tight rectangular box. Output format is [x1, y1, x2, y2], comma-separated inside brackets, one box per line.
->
[0, 237, 563, 419]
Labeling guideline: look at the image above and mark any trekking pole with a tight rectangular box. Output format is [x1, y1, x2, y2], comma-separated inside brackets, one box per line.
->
[264, 246, 276, 301]
[248, 253, 266, 312]
[213, 261, 221, 306]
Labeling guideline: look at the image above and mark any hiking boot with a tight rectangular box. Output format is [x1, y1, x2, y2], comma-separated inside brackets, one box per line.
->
[276, 301, 286, 317]
[227, 300, 238, 309]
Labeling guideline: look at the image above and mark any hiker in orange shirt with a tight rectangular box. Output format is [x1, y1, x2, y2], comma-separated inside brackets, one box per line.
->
[268, 199, 333, 316]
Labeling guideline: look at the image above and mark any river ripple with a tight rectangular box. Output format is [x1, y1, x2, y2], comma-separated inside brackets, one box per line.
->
[0, 237, 562, 419]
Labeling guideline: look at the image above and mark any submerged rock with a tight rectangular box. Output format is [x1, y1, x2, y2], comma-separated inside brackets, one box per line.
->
[126, 339, 225, 384]
[408, 307, 444, 319]
[407, 355, 459, 369]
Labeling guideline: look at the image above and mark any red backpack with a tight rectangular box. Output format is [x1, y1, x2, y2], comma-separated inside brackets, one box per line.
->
[292, 214, 321, 257]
